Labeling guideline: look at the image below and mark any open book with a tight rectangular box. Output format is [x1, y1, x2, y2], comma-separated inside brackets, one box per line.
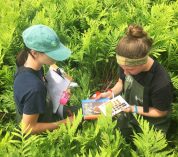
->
[99, 95, 130, 116]
[82, 98, 109, 120]
[82, 95, 130, 120]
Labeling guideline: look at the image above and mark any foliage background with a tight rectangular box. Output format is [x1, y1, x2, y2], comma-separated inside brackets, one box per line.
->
[0, 0, 178, 156]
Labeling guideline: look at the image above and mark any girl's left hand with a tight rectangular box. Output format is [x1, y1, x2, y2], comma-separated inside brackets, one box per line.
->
[66, 89, 71, 99]
[122, 106, 133, 113]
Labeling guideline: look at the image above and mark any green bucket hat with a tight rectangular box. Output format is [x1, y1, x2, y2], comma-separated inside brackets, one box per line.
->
[22, 24, 71, 61]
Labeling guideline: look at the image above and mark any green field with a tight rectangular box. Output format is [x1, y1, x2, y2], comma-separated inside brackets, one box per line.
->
[0, 0, 178, 156]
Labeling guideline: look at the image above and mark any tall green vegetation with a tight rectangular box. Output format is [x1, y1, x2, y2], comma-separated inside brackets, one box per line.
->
[0, 111, 175, 156]
[0, 0, 178, 156]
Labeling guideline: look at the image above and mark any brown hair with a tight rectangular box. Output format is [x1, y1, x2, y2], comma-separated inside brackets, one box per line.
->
[16, 47, 35, 67]
[116, 24, 153, 59]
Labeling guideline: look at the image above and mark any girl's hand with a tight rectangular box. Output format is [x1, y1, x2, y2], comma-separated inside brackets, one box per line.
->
[122, 106, 133, 113]
[91, 91, 113, 100]
[66, 89, 71, 99]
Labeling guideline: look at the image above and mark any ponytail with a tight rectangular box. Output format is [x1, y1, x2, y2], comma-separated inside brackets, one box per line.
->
[16, 47, 30, 67]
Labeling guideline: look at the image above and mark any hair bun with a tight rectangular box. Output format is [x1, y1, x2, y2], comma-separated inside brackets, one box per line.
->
[127, 25, 147, 38]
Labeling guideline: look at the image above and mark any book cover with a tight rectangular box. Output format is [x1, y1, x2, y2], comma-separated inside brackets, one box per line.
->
[82, 98, 109, 120]
[99, 95, 130, 116]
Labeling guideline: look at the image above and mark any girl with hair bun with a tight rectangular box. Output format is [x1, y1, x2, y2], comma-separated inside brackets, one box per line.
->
[94, 24, 172, 138]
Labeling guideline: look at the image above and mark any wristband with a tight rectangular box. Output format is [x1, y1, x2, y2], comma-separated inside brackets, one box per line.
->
[134, 105, 138, 114]
[107, 89, 114, 98]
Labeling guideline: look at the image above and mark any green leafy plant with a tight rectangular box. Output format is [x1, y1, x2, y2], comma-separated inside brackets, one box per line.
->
[131, 115, 174, 157]
[0, 0, 178, 156]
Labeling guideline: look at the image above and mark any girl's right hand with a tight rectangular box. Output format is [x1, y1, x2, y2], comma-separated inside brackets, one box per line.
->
[91, 91, 113, 100]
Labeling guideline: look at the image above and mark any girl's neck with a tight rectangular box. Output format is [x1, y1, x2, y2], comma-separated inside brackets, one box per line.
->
[143, 57, 154, 72]
[24, 55, 42, 71]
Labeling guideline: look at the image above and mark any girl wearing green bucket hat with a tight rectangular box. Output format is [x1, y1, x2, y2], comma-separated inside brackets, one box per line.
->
[94, 24, 172, 138]
[14, 24, 75, 134]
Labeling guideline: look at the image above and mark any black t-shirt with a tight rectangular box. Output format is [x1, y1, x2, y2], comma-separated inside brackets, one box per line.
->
[119, 60, 172, 111]
[14, 67, 47, 117]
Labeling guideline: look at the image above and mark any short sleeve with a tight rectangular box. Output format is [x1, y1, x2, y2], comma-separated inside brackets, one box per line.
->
[151, 84, 172, 111]
[23, 90, 46, 114]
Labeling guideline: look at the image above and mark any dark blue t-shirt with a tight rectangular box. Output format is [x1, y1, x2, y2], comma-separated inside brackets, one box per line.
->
[14, 67, 47, 116]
